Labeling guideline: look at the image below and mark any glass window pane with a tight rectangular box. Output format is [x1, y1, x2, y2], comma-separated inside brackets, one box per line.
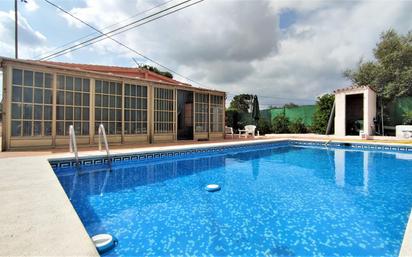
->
[116, 96, 121, 108]
[44, 73, 52, 88]
[12, 69, 23, 85]
[74, 107, 81, 120]
[83, 79, 90, 92]
[66, 92, 73, 105]
[12, 103, 22, 119]
[83, 108, 89, 121]
[75, 78, 82, 91]
[23, 87, 33, 103]
[44, 122, 52, 136]
[34, 88, 43, 103]
[95, 80, 102, 93]
[12, 86, 22, 102]
[74, 122, 81, 134]
[66, 77, 73, 90]
[23, 121, 32, 136]
[82, 123, 89, 135]
[103, 95, 108, 107]
[102, 109, 108, 120]
[33, 121, 42, 136]
[75, 93, 82, 106]
[57, 91, 64, 105]
[116, 83, 122, 95]
[110, 96, 115, 108]
[125, 84, 130, 96]
[44, 89, 52, 104]
[44, 105, 52, 120]
[23, 104, 32, 119]
[57, 75, 65, 89]
[95, 108, 101, 120]
[116, 110, 121, 122]
[23, 71, 33, 86]
[56, 106, 64, 120]
[56, 121, 64, 135]
[34, 72, 43, 88]
[95, 95, 101, 106]
[65, 107, 73, 120]
[34, 105, 42, 120]
[11, 121, 21, 136]
[103, 81, 109, 94]
[83, 93, 90, 106]
[110, 82, 116, 94]
[109, 109, 115, 121]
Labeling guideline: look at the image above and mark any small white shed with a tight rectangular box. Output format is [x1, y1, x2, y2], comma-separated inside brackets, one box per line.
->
[334, 85, 377, 137]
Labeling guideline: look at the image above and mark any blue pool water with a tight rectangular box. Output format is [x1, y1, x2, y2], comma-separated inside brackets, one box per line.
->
[54, 144, 412, 256]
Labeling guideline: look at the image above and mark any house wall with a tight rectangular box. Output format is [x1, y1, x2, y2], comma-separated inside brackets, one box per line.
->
[1, 60, 225, 151]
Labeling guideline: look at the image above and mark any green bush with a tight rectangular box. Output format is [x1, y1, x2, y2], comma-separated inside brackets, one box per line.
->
[403, 111, 412, 125]
[257, 119, 272, 135]
[289, 118, 307, 133]
[272, 114, 290, 133]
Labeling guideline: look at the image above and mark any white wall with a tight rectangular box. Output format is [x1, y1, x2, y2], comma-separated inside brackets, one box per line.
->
[334, 93, 346, 136]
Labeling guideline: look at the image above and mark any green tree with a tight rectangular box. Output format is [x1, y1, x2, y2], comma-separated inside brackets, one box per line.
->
[344, 29, 412, 100]
[229, 94, 253, 113]
[289, 118, 307, 133]
[139, 64, 173, 79]
[272, 114, 290, 133]
[311, 94, 335, 134]
[283, 102, 299, 108]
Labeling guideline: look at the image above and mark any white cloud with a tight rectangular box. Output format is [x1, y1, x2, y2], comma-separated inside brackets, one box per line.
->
[25, 0, 39, 12]
[0, 11, 48, 58]
[52, 0, 412, 105]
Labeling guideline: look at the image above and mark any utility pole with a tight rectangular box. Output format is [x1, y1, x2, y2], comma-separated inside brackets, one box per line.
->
[15, 0, 18, 59]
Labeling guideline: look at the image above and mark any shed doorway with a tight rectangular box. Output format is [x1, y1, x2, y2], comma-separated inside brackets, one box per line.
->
[345, 94, 364, 135]
[177, 90, 194, 140]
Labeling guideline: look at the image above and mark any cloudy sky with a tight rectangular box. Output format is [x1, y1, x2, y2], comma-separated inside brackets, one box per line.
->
[0, 0, 411, 107]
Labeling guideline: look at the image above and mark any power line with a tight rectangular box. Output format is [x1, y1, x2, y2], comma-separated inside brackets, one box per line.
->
[40, 0, 208, 88]
[39, 0, 197, 61]
[33, 0, 176, 59]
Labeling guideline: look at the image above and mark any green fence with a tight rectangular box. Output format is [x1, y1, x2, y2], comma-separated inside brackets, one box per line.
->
[269, 105, 316, 126]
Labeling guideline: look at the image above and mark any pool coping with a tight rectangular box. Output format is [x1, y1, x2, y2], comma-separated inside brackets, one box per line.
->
[1, 138, 411, 256]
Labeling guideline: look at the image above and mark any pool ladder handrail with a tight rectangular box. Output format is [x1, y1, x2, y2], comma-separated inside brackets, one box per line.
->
[98, 124, 111, 165]
[69, 125, 80, 167]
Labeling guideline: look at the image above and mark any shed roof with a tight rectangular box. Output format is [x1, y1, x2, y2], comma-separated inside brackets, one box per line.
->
[333, 85, 376, 94]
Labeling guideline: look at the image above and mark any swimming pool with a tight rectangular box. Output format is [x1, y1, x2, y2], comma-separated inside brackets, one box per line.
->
[53, 141, 412, 256]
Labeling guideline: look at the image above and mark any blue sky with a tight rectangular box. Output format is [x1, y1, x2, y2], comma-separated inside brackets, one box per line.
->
[1, 0, 411, 107]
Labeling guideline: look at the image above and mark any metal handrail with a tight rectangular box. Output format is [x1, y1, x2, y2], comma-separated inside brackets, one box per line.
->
[69, 125, 80, 167]
[98, 124, 111, 165]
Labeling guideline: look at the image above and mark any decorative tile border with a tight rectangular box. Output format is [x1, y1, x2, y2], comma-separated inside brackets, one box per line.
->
[49, 140, 412, 169]
[290, 140, 412, 152]
[49, 140, 290, 169]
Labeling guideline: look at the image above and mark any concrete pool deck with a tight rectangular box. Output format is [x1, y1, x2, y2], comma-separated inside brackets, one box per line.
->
[0, 136, 411, 256]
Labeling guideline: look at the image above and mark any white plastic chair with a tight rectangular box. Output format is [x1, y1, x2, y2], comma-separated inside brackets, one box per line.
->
[225, 126, 234, 139]
[239, 125, 256, 138]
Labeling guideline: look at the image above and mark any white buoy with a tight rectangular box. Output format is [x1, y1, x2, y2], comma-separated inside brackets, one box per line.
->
[92, 234, 117, 253]
[205, 184, 221, 192]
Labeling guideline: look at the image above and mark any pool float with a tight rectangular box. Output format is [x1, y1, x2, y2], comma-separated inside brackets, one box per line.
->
[92, 234, 118, 253]
[205, 184, 221, 192]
